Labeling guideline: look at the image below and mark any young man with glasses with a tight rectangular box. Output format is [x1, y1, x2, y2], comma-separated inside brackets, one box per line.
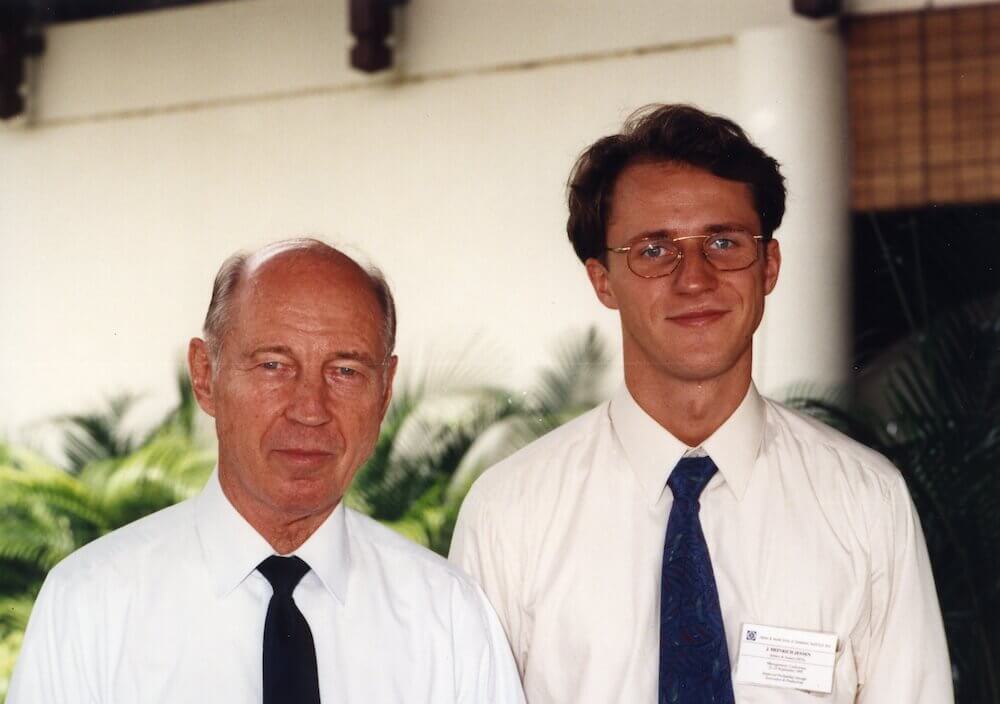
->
[449, 104, 952, 703]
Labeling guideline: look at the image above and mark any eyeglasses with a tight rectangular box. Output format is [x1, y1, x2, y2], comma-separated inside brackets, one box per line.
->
[606, 232, 765, 278]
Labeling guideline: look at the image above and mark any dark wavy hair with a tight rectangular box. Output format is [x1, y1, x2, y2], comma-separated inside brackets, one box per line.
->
[566, 104, 786, 262]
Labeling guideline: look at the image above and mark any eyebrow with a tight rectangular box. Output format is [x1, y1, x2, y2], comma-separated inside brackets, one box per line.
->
[246, 345, 294, 358]
[632, 223, 755, 240]
[330, 350, 379, 366]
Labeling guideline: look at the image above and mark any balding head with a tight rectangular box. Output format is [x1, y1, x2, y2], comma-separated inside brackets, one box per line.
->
[188, 238, 399, 550]
[203, 238, 396, 362]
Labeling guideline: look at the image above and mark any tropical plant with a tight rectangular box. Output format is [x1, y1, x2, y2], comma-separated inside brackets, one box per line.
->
[347, 327, 610, 555]
[788, 304, 1000, 704]
[0, 371, 212, 701]
[53, 367, 200, 476]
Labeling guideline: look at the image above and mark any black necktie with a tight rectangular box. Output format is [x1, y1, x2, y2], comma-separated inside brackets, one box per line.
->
[258, 555, 321, 704]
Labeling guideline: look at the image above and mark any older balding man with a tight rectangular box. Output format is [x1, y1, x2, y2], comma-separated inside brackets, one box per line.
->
[10, 239, 524, 704]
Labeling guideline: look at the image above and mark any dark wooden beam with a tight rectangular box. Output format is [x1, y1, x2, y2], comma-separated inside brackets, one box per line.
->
[792, 0, 841, 19]
[1, 0, 230, 25]
[0, 0, 230, 120]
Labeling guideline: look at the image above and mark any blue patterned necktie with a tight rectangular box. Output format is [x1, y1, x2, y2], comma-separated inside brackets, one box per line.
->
[659, 456, 735, 704]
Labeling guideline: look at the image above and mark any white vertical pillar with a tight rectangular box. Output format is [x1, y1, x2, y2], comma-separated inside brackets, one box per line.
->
[736, 19, 851, 397]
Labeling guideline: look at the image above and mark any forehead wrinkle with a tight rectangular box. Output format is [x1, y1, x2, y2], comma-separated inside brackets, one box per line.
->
[240, 261, 379, 324]
[236, 292, 383, 350]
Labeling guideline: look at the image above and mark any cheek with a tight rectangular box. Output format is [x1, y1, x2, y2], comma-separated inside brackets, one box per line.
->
[337, 389, 387, 444]
[733, 280, 768, 332]
[613, 279, 660, 318]
[217, 382, 286, 438]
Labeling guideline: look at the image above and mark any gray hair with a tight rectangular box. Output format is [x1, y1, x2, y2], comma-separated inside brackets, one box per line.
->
[202, 237, 397, 360]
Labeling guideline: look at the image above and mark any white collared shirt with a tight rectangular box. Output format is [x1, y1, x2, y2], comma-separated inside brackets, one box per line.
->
[449, 384, 953, 703]
[9, 471, 525, 704]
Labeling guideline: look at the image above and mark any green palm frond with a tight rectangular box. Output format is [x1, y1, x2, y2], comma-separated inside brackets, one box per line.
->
[531, 326, 610, 419]
[0, 463, 106, 584]
[0, 595, 32, 698]
[383, 478, 459, 555]
[0, 595, 33, 638]
[458, 327, 612, 472]
[0, 516, 68, 572]
[57, 393, 139, 474]
[0, 404, 215, 598]
[0, 627, 24, 702]
[0, 465, 107, 527]
[349, 328, 611, 552]
[792, 303, 1000, 704]
[143, 365, 201, 444]
[346, 385, 425, 516]
[79, 433, 213, 529]
[0, 442, 52, 473]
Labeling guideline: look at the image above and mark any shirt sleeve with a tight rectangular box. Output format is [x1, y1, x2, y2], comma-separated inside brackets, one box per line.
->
[858, 472, 954, 703]
[448, 480, 523, 669]
[7, 566, 100, 704]
[450, 579, 526, 704]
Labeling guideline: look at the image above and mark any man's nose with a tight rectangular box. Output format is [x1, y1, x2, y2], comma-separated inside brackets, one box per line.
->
[285, 371, 333, 426]
[671, 242, 719, 293]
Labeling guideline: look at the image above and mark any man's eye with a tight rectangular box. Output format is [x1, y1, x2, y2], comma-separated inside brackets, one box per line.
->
[708, 237, 736, 250]
[638, 242, 671, 259]
[708, 233, 754, 251]
[335, 367, 357, 377]
[261, 361, 282, 370]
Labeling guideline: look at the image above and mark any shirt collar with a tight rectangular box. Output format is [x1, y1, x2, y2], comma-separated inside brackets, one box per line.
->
[195, 469, 352, 603]
[294, 500, 351, 605]
[609, 382, 765, 506]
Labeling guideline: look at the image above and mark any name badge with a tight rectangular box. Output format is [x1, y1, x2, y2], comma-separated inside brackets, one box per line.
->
[734, 623, 838, 694]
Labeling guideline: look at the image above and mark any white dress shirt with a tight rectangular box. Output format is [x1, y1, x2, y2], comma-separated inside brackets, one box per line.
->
[450, 383, 953, 703]
[9, 470, 524, 704]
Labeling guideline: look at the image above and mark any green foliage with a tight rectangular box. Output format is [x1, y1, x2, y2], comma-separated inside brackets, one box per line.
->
[56, 394, 140, 475]
[348, 327, 610, 555]
[789, 305, 1000, 704]
[0, 628, 24, 702]
[0, 371, 211, 701]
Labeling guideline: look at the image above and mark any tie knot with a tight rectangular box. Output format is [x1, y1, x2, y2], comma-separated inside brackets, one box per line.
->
[667, 456, 718, 503]
[258, 555, 311, 597]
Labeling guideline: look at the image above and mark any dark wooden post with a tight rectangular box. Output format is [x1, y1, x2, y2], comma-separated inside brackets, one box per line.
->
[0, 21, 44, 120]
[349, 0, 407, 73]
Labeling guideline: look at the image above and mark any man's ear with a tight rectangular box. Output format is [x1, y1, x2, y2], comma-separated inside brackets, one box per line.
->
[585, 258, 619, 310]
[188, 338, 217, 418]
[763, 239, 781, 295]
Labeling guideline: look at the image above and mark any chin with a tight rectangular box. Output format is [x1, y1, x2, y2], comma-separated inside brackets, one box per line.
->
[271, 478, 340, 511]
[658, 356, 742, 383]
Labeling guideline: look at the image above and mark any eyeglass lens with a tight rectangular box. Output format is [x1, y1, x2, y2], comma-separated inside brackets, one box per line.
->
[627, 232, 759, 277]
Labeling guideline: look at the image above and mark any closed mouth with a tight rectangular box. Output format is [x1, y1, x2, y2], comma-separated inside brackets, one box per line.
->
[272, 448, 333, 459]
[667, 309, 728, 325]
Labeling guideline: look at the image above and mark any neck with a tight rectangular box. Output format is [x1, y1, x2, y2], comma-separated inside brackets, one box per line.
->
[217, 471, 335, 554]
[623, 355, 752, 448]
[257, 512, 332, 555]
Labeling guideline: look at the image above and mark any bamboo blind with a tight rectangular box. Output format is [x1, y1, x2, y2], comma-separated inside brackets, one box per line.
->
[847, 4, 1000, 210]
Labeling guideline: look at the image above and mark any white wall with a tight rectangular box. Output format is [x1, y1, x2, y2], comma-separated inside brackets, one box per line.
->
[1, 0, 743, 452]
[2, 0, 991, 453]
